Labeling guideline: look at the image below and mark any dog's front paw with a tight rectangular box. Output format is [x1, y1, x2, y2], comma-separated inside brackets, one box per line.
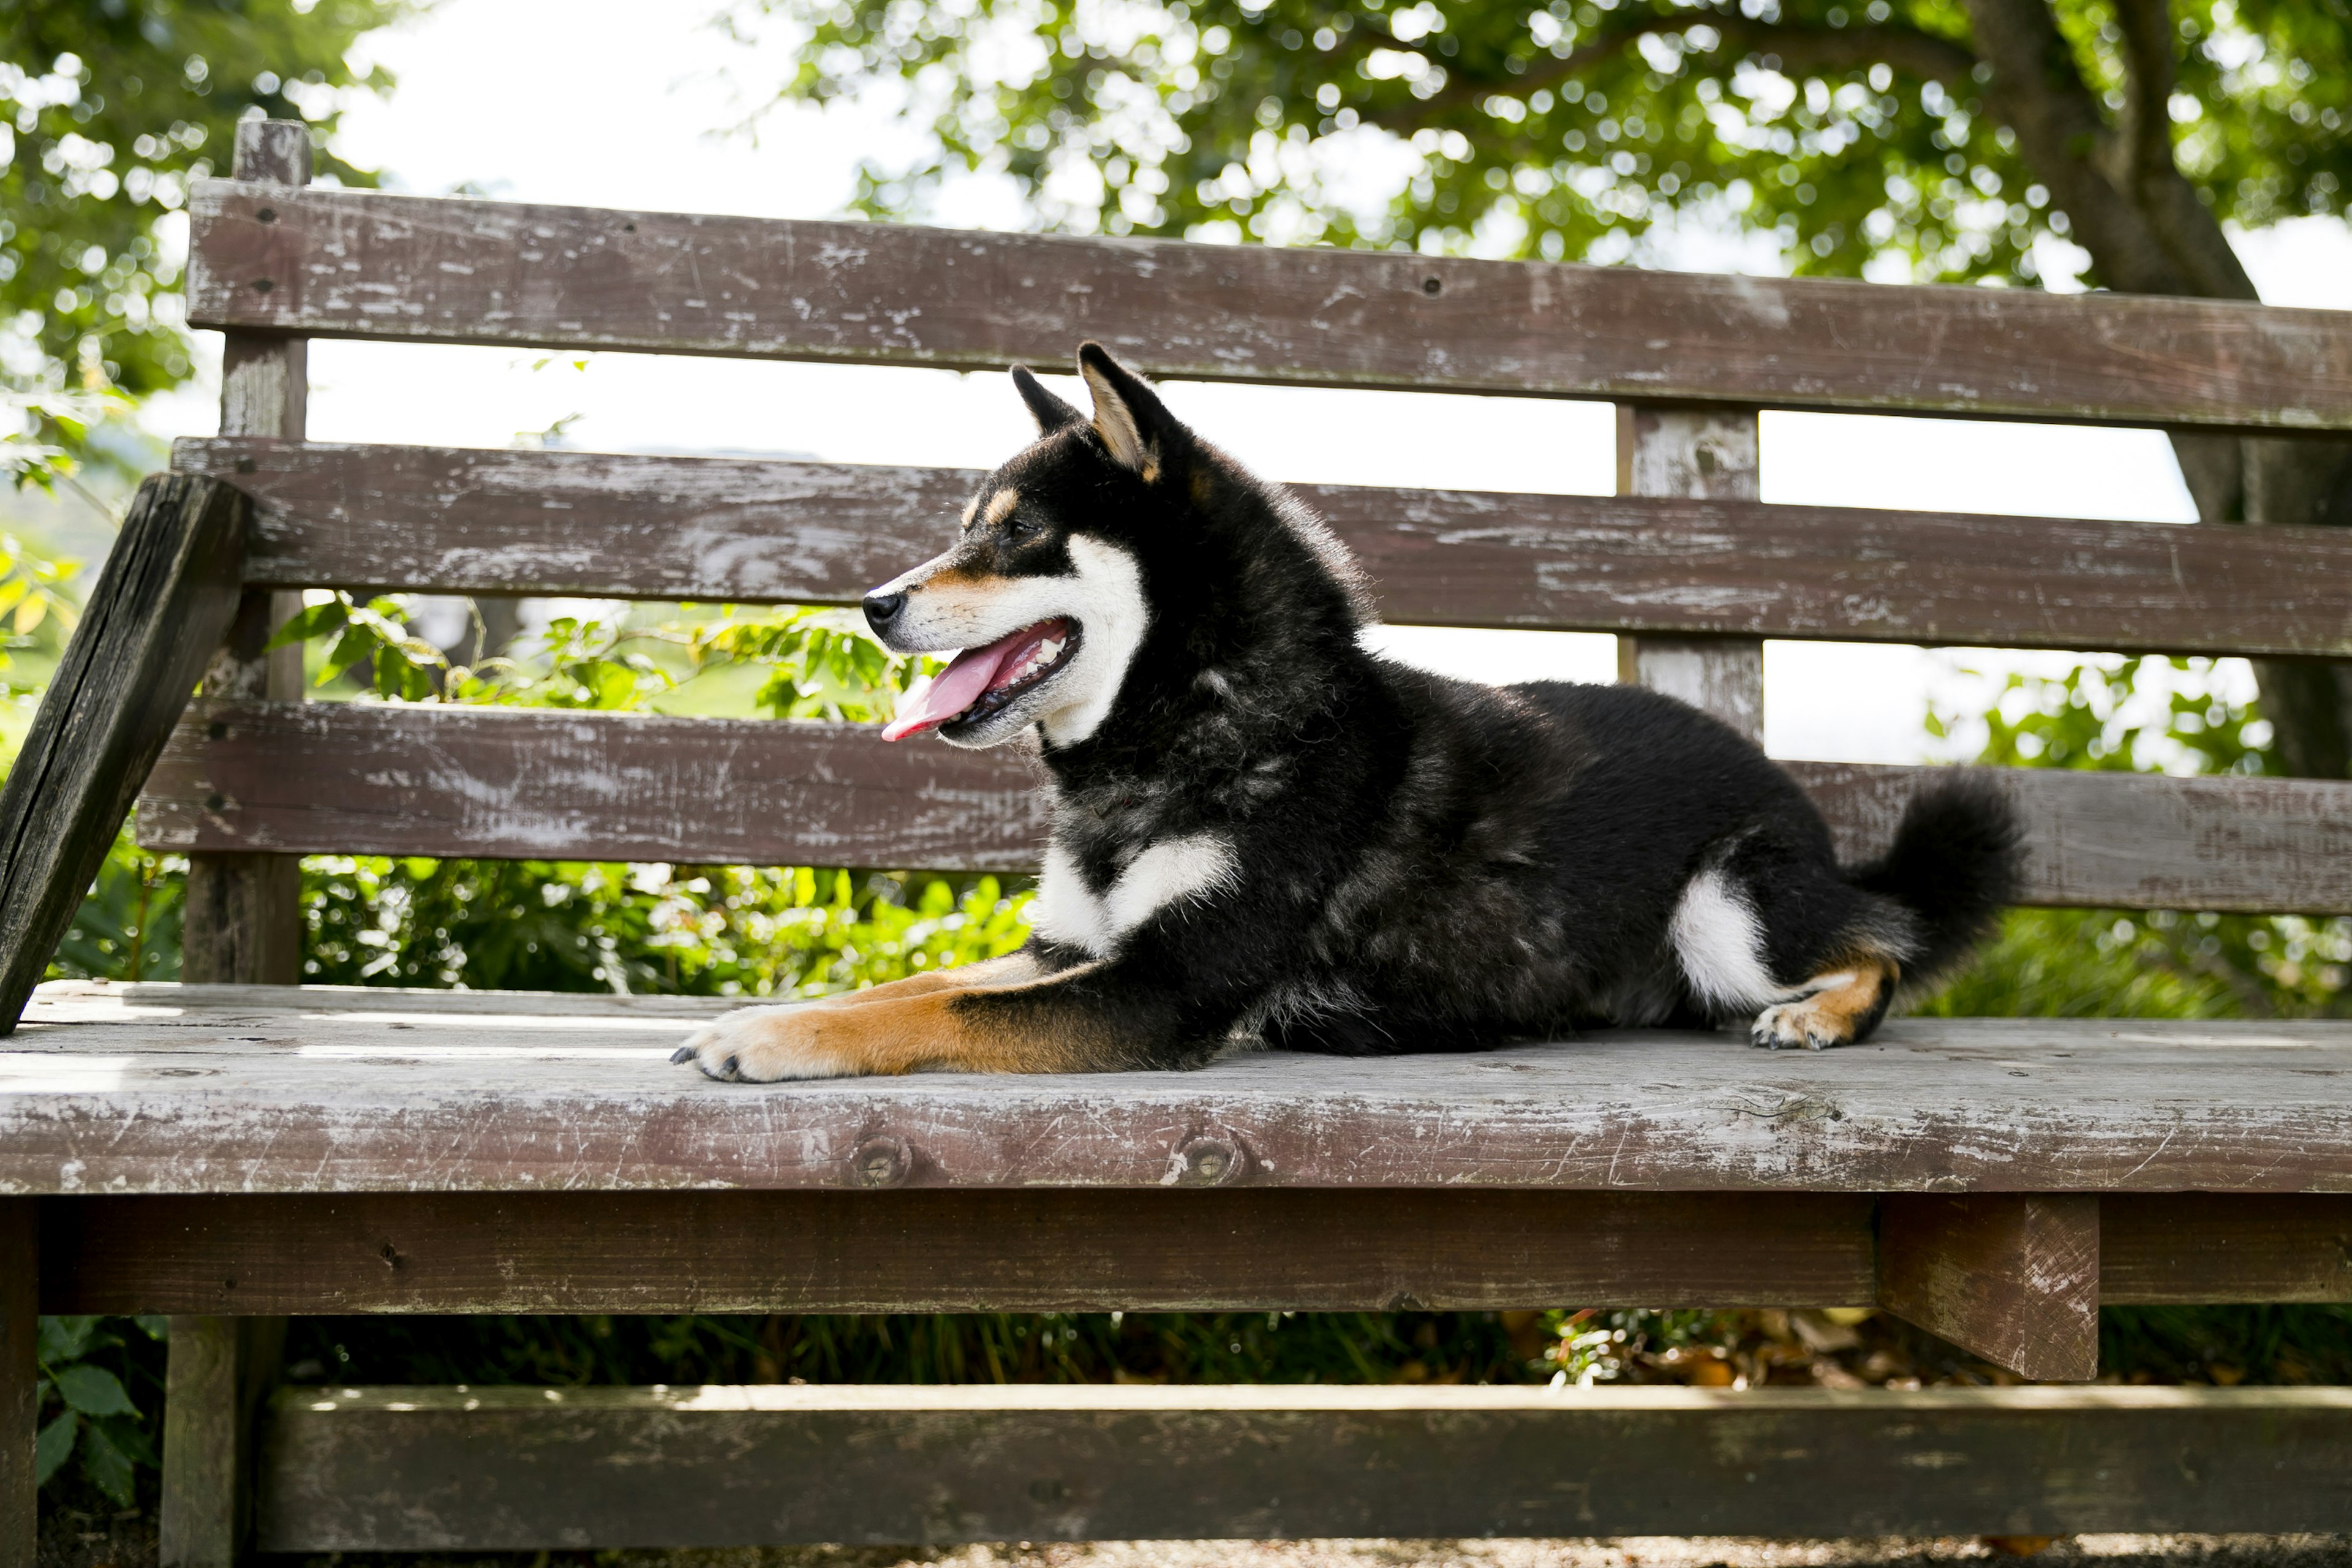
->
[1749, 999, 1844, 1052]
[671, 1005, 861, 1083]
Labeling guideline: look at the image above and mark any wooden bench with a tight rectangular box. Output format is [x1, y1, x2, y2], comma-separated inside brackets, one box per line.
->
[6, 118, 2352, 1562]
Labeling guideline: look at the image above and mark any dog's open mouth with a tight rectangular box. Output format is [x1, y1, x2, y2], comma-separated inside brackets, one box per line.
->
[881, 617, 1079, 741]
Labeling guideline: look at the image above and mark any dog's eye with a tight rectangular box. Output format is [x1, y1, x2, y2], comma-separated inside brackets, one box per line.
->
[1005, 513, 1038, 540]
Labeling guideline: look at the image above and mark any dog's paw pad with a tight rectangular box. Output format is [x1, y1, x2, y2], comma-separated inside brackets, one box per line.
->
[1750, 1001, 1846, 1052]
[671, 1007, 852, 1083]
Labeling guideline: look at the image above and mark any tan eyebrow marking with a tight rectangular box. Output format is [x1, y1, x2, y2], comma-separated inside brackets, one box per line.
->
[960, 494, 981, 528]
[983, 489, 1021, 527]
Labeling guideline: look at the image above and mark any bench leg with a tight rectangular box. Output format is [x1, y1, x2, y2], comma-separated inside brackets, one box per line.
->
[1, 1200, 33, 1568]
[159, 1318, 285, 1568]
[1879, 1193, 2100, 1381]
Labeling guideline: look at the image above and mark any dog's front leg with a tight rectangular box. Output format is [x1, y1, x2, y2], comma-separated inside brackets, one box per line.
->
[671, 952, 1198, 1081]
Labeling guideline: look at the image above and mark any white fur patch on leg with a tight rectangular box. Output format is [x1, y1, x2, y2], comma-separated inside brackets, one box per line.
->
[1670, 867, 1779, 1014]
[1028, 840, 1115, 956]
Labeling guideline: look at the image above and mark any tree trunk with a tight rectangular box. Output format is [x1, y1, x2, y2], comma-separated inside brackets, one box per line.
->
[1958, 0, 2352, 779]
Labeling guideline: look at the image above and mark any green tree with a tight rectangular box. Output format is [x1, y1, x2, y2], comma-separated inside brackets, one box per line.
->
[729, 0, 2352, 774]
[2, 0, 410, 402]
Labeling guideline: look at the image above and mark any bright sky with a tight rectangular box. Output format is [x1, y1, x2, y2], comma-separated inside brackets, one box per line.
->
[143, 0, 2352, 764]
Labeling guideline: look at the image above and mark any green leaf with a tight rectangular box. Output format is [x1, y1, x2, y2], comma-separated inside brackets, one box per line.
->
[38, 1315, 99, 1364]
[265, 598, 348, 651]
[94, 1413, 157, 1469]
[51, 1363, 137, 1417]
[78, 1419, 137, 1507]
[131, 1315, 170, 1341]
[319, 624, 380, 686]
[34, 1412, 77, 1488]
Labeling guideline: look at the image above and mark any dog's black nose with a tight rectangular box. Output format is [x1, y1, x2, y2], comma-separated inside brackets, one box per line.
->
[862, 592, 907, 633]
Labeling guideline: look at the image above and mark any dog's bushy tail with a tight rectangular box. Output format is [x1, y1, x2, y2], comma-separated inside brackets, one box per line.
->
[1847, 778, 2024, 987]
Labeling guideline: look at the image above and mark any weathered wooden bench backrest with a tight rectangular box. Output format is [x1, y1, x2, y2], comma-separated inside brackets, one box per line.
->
[144, 123, 2352, 927]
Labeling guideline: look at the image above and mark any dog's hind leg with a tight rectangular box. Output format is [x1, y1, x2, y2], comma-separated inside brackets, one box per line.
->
[1668, 835, 1916, 1051]
[1747, 955, 1899, 1051]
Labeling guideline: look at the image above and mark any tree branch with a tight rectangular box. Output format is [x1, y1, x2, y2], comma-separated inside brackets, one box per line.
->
[1956, 0, 2192, 293]
[2106, 0, 2260, 300]
[2110, 0, 2177, 190]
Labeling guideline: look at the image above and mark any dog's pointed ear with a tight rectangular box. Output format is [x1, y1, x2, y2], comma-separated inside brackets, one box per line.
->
[1011, 365, 1084, 434]
[1077, 342, 1180, 482]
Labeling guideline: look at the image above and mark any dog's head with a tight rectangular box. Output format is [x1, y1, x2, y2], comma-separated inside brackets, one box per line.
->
[865, 343, 1203, 750]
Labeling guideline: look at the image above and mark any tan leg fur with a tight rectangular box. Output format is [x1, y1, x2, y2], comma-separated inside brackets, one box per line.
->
[1749, 954, 1900, 1051]
[672, 954, 1120, 1081]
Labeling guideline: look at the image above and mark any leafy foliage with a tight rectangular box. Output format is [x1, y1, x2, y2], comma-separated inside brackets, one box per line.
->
[1, 0, 409, 398]
[299, 858, 1030, 996]
[0, 526, 83, 690]
[727, 0, 2348, 281]
[53, 830, 183, 982]
[269, 591, 930, 720]
[34, 1316, 167, 1506]
[1921, 656, 2351, 1022]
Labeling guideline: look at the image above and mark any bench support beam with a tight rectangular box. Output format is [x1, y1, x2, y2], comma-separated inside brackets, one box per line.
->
[183, 118, 308, 990]
[250, 1382, 2352, 1548]
[1616, 404, 1764, 742]
[160, 1317, 285, 1568]
[1, 1200, 34, 1568]
[1878, 1193, 2101, 1381]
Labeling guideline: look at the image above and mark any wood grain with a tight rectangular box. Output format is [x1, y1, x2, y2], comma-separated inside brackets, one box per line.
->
[0, 475, 249, 1032]
[138, 699, 1054, 870]
[2102, 1193, 2352, 1302]
[185, 183, 2352, 432]
[174, 437, 2352, 658]
[13, 985, 2352, 1196]
[1878, 1193, 2101, 1382]
[0, 1200, 32, 1568]
[1789, 760, 2352, 914]
[159, 1317, 284, 1568]
[40, 1188, 2348, 1317]
[183, 123, 312, 993]
[1615, 405, 1764, 739]
[39, 1189, 1875, 1316]
[132, 699, 2352, 913]
[249, 1383, 2352, 1547]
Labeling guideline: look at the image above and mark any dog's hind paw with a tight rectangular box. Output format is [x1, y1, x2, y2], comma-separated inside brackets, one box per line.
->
[1749, 1000, 1843, 1052]
[672, 1005, 859, 1083]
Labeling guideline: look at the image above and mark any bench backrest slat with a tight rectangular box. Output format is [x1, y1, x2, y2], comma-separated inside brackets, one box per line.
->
[187, 182, 2352, 433]
[140, 699, 2352, 914]
[180, 437, 2352, 659]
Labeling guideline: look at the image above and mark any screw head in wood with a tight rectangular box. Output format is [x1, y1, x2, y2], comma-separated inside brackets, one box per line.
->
[1422, 276, 1442, 295]
[252, 277, 274, 293]
[1166, 1133, 1246, 1188]
[255, 206, 276, 223]
[853, 1135, 912, 1189]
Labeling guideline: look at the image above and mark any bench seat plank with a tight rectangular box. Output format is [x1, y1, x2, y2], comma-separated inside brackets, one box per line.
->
[179, 438, 2352, 658]
[249, 1383, 2352, 1547]
[134, 699, 2352, 913]
[12, 982, 2352, 1196]
[187, 183, 2352, 432]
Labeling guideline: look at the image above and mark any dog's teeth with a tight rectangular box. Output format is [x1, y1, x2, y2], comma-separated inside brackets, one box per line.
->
[1041, 638, 1063, 661]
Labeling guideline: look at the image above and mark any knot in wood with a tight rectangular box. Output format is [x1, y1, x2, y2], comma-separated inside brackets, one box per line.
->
[853, 1136, 912, 1189]
[1164, 1133, 1245, 1189]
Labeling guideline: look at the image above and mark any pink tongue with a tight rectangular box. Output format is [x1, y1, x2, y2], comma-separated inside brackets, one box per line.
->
[880, 630, 1026, 741]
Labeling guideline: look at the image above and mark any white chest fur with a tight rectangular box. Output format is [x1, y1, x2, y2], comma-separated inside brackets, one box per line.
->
[1028, 834, 1239, 957]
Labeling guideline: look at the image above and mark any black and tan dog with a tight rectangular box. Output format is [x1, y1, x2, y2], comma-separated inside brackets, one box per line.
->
[673, 345, 2021, 1082]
